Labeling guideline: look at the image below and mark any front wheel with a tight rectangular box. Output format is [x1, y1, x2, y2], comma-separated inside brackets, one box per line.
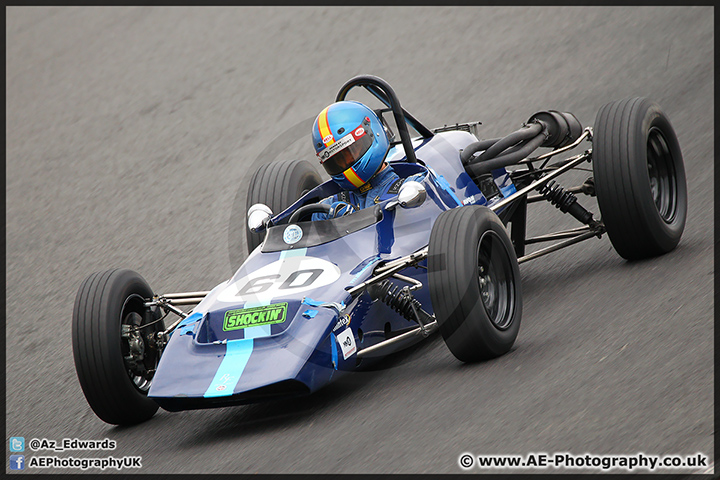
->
[592, 97, 687, 260]
[72, 269, 163, 425]
[428, 206, 522, 362]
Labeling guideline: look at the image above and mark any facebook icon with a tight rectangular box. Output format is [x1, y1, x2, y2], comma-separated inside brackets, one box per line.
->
[10, 455, 25, 470]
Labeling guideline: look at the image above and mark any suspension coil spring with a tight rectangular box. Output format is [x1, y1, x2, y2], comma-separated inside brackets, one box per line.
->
[538, 180, 578, 213]
[537, 180, 595, 225]
[372, 280, 421, 322]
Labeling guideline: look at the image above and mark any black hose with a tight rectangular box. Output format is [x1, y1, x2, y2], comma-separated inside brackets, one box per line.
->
[460, 138, 502, 164]
[474, 122, 543, 162]
[460, 123, 542, 164]
[491, 133, 542, 158]
[466, 133, 547, 177]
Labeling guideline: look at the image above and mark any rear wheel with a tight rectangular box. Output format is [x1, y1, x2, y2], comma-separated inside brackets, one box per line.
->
[428, 206, 522, 362]
[245, 160, 322, 254]
[593, 97, 687, 260]
[72, 269, 162, 425]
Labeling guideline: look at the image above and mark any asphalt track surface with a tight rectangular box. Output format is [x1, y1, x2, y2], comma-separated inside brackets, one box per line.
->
[6, 6, 714, 475]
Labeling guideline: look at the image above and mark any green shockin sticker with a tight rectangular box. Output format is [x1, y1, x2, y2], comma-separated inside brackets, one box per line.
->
[223, 303, 289, 331]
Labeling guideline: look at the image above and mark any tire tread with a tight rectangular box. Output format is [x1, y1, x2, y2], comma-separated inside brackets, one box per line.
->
[592, 97, 687, 259]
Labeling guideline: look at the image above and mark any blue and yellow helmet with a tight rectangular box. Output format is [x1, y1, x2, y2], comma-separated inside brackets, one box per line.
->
[312, 101, 390, 191]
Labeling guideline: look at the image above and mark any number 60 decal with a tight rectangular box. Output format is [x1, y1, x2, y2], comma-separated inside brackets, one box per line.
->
[237, 269, 323, 296]
[217, 256, 342, 302]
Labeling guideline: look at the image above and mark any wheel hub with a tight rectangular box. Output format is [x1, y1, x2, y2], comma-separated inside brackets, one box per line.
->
[120, 301, 159, 393]
[477, 231, 515, 330]
[646, 127, 677, 223]
[478, 266, 497, 310]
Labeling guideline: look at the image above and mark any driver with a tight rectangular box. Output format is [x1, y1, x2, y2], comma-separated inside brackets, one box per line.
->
[310, 100, 423, 220]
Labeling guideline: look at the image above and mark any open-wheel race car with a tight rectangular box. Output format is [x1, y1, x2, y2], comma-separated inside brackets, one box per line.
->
[72, 75, 687, 425]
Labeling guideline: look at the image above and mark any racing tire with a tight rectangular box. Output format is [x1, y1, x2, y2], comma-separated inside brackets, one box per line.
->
[428, 206, 522, 362]
[245, 159, 322, 254]
[72, 269, 162, 425]
[593, 97, 687, 260]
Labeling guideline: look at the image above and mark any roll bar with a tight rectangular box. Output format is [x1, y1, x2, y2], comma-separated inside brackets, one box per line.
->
[335, 75, 434, 164]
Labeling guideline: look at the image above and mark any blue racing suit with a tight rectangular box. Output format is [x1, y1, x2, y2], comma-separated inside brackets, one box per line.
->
[312, 165, 425, 221]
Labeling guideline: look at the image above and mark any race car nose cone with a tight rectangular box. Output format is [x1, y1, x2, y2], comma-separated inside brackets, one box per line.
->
[147, 305, 340, 411]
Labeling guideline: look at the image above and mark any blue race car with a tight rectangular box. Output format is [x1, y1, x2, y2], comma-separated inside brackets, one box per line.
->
[72, 75, 687, 425]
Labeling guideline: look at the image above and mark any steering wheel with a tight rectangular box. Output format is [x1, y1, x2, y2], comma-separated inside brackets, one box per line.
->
[288, 203, 332, 223]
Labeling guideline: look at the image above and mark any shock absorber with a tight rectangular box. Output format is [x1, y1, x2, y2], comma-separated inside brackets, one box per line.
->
[369, 280, 423, 323]
[538, 180, 595, 225]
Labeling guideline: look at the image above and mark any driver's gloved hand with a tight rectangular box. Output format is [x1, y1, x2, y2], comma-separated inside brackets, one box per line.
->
[328, 201, 355, 218]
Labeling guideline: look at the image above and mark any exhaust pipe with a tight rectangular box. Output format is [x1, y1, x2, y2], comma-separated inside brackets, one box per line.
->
[527, 110, 583, 148]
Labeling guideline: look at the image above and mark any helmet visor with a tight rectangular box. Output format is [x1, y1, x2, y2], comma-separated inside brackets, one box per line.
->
[318, 122, 374, 176]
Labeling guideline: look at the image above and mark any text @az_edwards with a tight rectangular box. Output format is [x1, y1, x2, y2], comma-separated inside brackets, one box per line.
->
[28, 437, 116, 452]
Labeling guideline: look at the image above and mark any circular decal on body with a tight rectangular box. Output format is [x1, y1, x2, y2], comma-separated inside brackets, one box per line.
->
[283, 224, 303, 245]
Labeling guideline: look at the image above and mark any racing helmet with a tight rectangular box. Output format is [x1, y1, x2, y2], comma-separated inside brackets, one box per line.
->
[312, 101, 390, 191]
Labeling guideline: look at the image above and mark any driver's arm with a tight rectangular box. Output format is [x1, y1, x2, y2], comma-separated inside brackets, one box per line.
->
[404, 172, 428, 184]
[311, 195, 356, 221]
[310, 196, 334, 221]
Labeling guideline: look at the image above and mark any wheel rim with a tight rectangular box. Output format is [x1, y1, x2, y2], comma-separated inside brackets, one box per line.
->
[476, 231, 516, 330]
[120, 294, 159, 393]
[646, 127, 678, 223]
